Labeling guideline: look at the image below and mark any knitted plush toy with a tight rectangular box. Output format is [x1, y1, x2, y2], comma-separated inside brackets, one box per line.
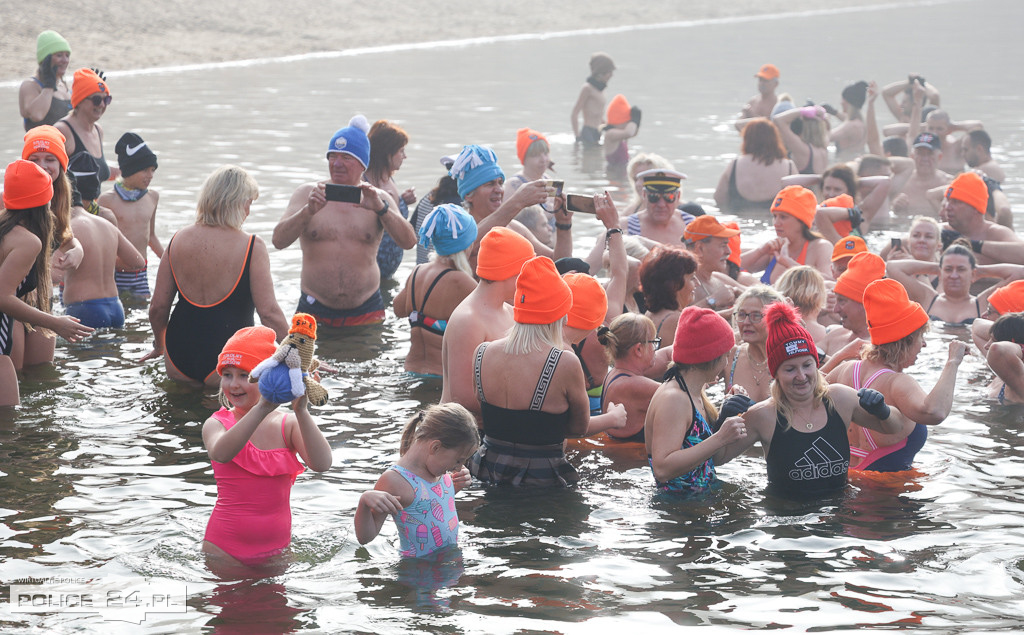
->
[249, 313, 329, 406]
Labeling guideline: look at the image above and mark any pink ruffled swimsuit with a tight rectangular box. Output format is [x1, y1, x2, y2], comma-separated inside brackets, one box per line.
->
[203, 408, 304, 565]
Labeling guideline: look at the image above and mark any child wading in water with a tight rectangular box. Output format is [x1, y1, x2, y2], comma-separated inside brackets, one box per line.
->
[355, 403, 479, 558]
[201, 326, 332, 569]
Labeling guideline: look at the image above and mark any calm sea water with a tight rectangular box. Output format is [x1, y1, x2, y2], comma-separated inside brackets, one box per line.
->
[3, 1, 1024, 632]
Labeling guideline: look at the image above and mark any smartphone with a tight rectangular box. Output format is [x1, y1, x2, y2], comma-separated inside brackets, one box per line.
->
[325, 183, 361, 204]
[565, 193, 596, 214]
[891, 237, 902, 250]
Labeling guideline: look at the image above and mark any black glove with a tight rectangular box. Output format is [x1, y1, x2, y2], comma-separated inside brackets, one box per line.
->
[714, 394, 755, 431]
[821, 103, 839, 117]
[90, 67, 107, 81]
[630, 106, 642, 128]
[847, 206, 863, 232]
[857, 388, 890, 420]
[38, 56, 57, 90]
[940, 228, 961, 251]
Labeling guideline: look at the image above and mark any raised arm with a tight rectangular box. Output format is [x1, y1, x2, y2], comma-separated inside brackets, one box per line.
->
[287, 397, 333, 472]
[885, 259, 939, 306]
[890, 341, 968, 425]
[273, 183, 320, 250]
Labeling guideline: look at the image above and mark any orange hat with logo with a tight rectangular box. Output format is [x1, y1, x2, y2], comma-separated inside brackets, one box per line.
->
[770, 185, 817, 229]
[724, 221, 742, 268]
[514, 256, 572, 325]
[863, 279, 928, 345]
[606, 94, 631, 126]
[476, 227, 535, 281]
[516, 128, 548, 165]
[944, 171, 989, 214]
[563, 273, 608, 331]
[683, 216, 740, 243]
[834, 252, 886, 302]
[988, 280, 1024, 315]
[755, 64, 780, 80]
[3, 159, 54, 210]
[831, 235, 867, 262]
[71, 68, 110, 108]
[217, 326, 278, 375]
[22, 125, 68, 172]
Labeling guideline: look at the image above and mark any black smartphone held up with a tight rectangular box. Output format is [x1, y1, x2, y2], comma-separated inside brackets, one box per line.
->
[325, 183, 362, 204]
[565, 193, 596, 214]
[891, 237, 902, 250]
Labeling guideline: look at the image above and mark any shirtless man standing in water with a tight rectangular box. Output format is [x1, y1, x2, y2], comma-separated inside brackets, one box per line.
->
[273, 115, 416, 328]
[741, 64, 780, 120]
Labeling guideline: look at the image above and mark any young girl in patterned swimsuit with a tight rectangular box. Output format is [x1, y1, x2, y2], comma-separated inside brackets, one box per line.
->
[355, 403, 479, 558]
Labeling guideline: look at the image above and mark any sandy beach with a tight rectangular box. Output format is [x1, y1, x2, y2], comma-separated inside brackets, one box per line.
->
[5, 0, 922, 81]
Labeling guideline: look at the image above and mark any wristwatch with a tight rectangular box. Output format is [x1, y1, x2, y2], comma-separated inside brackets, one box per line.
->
[706, 296, 717, 307]
[375, 199, 389, 217]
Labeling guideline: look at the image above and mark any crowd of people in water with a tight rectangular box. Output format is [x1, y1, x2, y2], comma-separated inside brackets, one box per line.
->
[6, 32, 1024, 572]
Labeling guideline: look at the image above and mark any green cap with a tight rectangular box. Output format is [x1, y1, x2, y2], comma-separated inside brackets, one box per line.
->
[37, 30, 71, 64]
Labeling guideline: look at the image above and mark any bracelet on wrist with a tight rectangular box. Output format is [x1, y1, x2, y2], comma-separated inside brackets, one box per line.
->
[555, 222, 572, 231]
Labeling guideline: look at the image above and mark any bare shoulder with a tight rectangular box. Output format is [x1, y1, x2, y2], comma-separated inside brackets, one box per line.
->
[376, 467, 415, 505]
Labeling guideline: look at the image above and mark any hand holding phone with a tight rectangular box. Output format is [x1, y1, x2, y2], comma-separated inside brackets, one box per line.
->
[565, 193, 596, 214]
[325, 183, 362, 204]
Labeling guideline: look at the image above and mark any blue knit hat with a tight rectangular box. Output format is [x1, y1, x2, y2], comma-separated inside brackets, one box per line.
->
[419, 204, 478, 256]
[327, 115, 371, 168]
[449, 145, 504, 199]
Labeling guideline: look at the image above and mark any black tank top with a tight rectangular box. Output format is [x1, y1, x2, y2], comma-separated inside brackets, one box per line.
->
[63, 119, 111, 183]
[766, 400, 850, 499]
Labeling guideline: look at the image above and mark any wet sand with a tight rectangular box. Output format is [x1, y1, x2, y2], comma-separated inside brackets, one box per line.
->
[5, 0, 922, 81]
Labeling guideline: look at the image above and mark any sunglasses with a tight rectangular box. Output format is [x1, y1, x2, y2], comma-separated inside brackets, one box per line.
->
[646, 191, 679, 204]
[87, 95, 112, 107]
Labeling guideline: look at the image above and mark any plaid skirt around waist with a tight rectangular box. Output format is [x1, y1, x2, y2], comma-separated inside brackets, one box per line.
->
[468, 435, 579, 488]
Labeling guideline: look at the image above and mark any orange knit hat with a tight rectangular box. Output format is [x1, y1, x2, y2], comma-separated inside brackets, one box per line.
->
[2, 159, 54, 210]
[831, 235, 867, 262]
[22, 125, 68, 172]
[563, 273, 608, 331]
[863, 279, 928, 345]
[516, 128, 548, 165]
[476, 227, 535, 281]
[770, 185, 818, 229]
[217, 326, 278, 375]
[944, 171, 989, 214]
[71, 68, 110, 109]
[823, 193, 855, 209]
[606, 94, 631, 126]
[514, 257, 572, 325]
[724, 221, 742, 268]
[683, 215, 740, 243]
[834, 252, 885, 302]
[988, 280, 1024, 315]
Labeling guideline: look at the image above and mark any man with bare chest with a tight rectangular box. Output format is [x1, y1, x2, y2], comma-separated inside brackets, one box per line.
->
[890, 133, 952, 216]
[273, 115, 416, 327]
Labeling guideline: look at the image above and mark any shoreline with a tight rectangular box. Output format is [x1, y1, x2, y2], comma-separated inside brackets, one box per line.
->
[4, 0, 933, 83]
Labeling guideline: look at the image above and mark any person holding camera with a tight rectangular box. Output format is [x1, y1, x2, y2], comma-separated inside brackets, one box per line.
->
[19, 31, 73, 131]
[273, 115, 415, 328]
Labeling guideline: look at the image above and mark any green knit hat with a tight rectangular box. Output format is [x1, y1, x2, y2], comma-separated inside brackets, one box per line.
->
[37, 30, 71, 64]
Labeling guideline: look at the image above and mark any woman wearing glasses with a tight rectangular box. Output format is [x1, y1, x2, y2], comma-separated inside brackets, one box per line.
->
[725, 285, 784, 403]
[55, 68, 117, 185]
[597, 313, 662, 442]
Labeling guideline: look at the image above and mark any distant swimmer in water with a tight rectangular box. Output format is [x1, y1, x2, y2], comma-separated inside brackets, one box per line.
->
[273, 115, 415, 328]
[571, 52, 615, 148]
[985, 312, 1024, 404]
[739, 64, 780, 122]
[19, 30, 72, 131]
[714, 119, 797, 214]
[602, 94, 640, 174]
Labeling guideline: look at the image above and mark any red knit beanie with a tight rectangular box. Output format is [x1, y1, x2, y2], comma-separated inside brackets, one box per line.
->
[217, 326, 278, 375]
[765, 302, 817, 377]
[672, 306, 735, 365]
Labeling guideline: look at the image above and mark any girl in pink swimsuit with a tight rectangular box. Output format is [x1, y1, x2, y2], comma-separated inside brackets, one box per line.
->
[201, 325, 333, 568]
[354, 403, 479, 558]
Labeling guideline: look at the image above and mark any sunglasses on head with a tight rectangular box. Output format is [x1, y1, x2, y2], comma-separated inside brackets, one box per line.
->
[646, 191, 678, 204]
[87, 95, 112, 107]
